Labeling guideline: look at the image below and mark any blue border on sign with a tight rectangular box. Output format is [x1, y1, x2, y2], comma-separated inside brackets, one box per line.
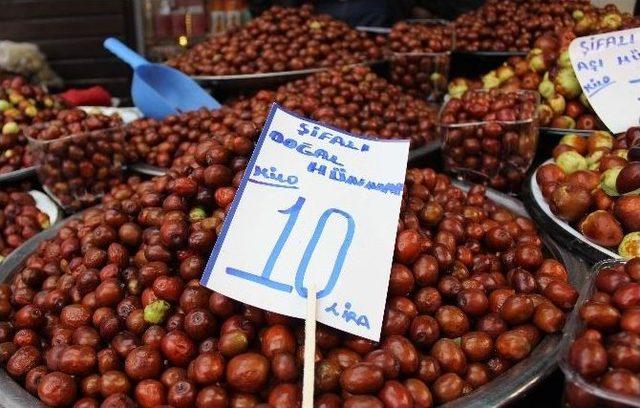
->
[199, 103, 410, 287]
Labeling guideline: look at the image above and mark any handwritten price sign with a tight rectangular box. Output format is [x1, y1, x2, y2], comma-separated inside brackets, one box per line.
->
[569, 27, 640, 133]
[200, 104, 409, 340]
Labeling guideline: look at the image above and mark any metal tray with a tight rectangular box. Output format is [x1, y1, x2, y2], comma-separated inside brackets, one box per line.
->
[449, 180, 590, 408]
[192, 60, 386, 90]
[126, 163, 168, 177]
[522, 160, 620, 263]
[0, 184, 588, 408]
[539, 127, 595, 137]
[0, 167, 37, 185]
[355, 26, 391, 34]
[453, 50, 527, 57]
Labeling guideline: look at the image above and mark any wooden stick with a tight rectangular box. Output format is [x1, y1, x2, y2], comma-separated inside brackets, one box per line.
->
[302, 285, 317, 408]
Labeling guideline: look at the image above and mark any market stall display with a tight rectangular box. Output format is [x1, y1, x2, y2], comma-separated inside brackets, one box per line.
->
[125, 65, 438, 171]
[440, 89, 539, 192]
[0, 131, 581, 406]
[166, 5, 384, 77]
[3, 1, 640, 406]
[448, 2, 640, 132]
[560, 258, 640, 407]
[387, 20, 453, 101]
[525, 128, 640, 260]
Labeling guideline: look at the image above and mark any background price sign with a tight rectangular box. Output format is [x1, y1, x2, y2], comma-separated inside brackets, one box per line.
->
[201, 104, 409, 341]
[569, 27, 640, 133]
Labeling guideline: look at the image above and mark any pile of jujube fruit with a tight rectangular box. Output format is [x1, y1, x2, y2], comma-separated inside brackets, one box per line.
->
[453, 0, 588, 52]
[448, 5, 640, 130]
[125, 66, 438, 170]
[387, 21, 453, 100]
[124, 108, 256, 169]
[228, 65, 438, 149]
[0, 131, 578, 406]
[167, 5, 383, 76]
[0, 188, 50, 258]
[26, 109, 135, 212]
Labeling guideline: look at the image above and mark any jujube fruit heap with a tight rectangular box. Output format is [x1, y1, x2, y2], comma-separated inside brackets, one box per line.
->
[167, 5, 383, 76]
[0, 134, 578, 406]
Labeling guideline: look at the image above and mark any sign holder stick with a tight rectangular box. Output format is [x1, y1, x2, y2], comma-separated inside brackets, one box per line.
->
[302, 284, 317, 408]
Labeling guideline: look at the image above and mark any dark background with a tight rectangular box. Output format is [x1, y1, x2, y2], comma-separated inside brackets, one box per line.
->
[0, 0, 137, 98]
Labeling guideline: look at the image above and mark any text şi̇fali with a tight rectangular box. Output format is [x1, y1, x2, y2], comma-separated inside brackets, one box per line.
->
[242, 117, 405, 332]
[249, 120, 404, 196]
[575, 31, 640, 97]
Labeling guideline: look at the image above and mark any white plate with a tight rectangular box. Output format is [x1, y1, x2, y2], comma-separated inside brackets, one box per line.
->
[78, 106, 142, 124]
[529, 160, 620, 259]
[28, 190, 61, 226]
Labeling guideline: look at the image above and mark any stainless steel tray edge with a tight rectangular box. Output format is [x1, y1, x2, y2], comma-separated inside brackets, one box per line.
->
[0, 215, 75, 408]
[0, 167, 37, 185]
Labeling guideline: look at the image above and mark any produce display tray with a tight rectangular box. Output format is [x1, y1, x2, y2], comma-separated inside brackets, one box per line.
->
[0, 167, 37, 185]
[193, 60, 386, 90]
[539, 127, 594, 137]
[449, 180, 590, 407]
[0, 183, 588, 408]
[127, 140, 442, 177]
[126, 163, 169, 177]
[522, 161, 620, 263]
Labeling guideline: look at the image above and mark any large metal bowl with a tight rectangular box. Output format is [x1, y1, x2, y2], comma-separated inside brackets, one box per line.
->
[0, 167, 37, 186]
[0, 186, 588, 407]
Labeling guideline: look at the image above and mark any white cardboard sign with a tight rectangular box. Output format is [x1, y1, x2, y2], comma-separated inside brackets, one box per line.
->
[200, 104, 409, 341]
[569, 27, 640, 134]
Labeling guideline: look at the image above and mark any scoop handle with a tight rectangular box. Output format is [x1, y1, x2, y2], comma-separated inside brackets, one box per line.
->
[103, 37, 147, 69]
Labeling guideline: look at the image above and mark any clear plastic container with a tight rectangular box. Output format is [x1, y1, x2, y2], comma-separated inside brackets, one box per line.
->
[439, 89, 539, 192]
[388, 19, 454, 102]
[26, 125, 126, 212]
[559, 258, 640, 408]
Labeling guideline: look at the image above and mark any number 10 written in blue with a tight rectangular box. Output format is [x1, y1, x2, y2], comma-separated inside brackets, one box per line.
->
[226, 196, 355, 298]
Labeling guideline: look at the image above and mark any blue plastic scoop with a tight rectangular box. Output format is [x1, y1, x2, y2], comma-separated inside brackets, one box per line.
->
[104, 37, 220, 119]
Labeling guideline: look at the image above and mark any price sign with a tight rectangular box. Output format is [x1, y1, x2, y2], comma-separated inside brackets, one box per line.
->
[200, 104, 409, 340]
[569, 27, 640, 133]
